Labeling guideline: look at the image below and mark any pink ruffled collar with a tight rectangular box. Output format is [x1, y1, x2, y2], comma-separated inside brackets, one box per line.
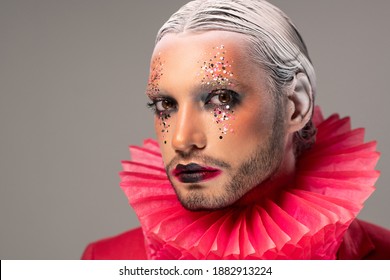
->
[119, 107, 380, 259]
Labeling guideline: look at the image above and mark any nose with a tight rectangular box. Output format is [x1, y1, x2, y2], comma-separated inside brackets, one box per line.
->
[171, 104, 207, 154]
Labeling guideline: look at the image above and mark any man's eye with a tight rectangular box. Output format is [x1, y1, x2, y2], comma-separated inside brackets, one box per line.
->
[147, 98, 176, 114]
[156, 99, 175, 111]
[207, 89, 237, 106]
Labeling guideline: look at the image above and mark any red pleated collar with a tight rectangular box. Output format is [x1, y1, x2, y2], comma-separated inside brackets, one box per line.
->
[119, 107, 380, 259]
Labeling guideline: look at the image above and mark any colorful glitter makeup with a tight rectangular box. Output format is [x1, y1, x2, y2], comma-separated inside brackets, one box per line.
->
[160, 112, 171, 145]
[199, 45, 236, 139]
[147, 54, 170, 145]
[214, 106, 236, 140]
[147, 54, 164, 98]
[199, 45, 234, 88]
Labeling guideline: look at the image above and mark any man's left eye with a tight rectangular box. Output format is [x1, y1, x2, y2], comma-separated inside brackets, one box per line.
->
[207, 89, 237, 106]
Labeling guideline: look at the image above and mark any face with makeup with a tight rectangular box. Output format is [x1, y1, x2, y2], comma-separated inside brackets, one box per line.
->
[147, 31, 307, 211]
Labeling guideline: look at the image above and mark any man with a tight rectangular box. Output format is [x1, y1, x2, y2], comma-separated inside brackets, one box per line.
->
[82, 0, 390, 259]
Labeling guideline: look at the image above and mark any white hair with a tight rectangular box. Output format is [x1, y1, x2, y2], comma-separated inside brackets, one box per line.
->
[156, 0, 317, 154]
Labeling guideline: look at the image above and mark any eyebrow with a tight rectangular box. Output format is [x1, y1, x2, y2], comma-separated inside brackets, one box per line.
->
[199, 77, 242, 92]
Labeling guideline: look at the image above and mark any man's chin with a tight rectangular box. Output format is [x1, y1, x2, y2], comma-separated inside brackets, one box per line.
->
[175, 190, 236, 212]
[179, 201, 230, 212]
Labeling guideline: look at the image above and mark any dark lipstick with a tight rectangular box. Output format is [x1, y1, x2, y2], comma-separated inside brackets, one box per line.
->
[173, 163, 222, 183]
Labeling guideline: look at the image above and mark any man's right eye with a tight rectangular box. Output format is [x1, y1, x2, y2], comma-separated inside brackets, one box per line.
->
[147, 98, 176, 114]
[156, 99, 175, 111]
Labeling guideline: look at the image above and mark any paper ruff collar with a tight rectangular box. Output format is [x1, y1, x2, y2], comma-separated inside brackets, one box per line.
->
[120, 107, 380, 259]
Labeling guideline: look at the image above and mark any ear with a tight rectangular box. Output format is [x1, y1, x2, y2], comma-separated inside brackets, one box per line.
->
[286, 72, 313, 133]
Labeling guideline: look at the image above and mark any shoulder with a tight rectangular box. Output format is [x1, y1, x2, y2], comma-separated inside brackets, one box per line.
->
[358, 220, 390, 259]
[81, 227, 147, 260]
[338, 219, 390, 259]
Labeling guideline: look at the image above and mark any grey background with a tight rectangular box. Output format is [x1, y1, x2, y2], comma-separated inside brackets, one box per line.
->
[1, 0, 389, 259]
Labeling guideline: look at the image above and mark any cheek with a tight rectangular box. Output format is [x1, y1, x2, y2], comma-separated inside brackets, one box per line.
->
[226, 106, 274, 148]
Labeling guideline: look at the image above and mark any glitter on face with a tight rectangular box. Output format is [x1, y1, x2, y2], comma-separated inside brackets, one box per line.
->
[214, 106, 236, 140]
[147, 54, 164, 98]
[199, 45, 236, 139]
[199, 45, 235, 88]
[159, 111, 171, 144]
[147, 54, 170, 145]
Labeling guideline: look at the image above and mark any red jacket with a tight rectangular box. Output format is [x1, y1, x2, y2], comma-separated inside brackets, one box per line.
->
[82, 219, 390, 260]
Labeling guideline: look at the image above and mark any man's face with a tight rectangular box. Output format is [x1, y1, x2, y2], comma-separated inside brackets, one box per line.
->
[146, 31, 289, 211]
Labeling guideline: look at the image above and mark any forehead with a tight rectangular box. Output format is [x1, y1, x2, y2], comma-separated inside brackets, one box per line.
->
[152, 31, 249, 59]
[148, 31, 267, 93]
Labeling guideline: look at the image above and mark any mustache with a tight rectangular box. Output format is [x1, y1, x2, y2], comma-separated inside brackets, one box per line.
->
[166, 153, 231, 173]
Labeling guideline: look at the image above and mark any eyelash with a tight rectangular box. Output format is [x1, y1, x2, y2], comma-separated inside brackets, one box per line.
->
[147, 97, 177, 115]
[147, 89, 239, 115]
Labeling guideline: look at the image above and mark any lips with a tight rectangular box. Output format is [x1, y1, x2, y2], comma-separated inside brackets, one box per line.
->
[172, 163, 222, 183]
